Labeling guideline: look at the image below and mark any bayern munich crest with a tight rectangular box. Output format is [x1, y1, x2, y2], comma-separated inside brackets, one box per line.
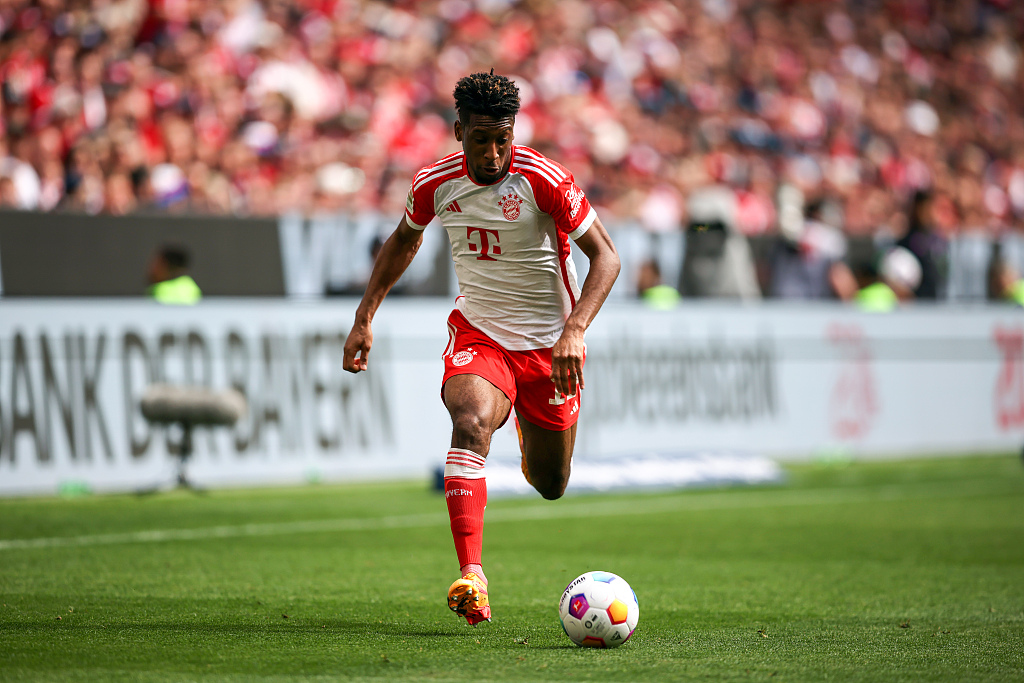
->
[498, 191, 524, 221]
[452, 349, 477, 367]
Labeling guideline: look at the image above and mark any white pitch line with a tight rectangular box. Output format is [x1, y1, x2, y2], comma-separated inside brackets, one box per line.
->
[0, 478, 1012, 552]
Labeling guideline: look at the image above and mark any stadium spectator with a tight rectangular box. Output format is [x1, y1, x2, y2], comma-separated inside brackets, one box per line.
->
[987, 241, 1024, 306]
[855, 245, 922, 312]
[879, 245, 923, 303]
[896, 189, 947, 299]
[637, 257, 681, 310]
[770, 194, 857, 300]
[147, 243, 202, 304]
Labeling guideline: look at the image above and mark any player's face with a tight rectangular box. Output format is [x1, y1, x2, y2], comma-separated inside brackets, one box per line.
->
[456, 114, 515, 185]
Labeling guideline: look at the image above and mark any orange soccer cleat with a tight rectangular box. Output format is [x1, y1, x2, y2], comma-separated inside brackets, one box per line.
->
[448, 572, 491, 626]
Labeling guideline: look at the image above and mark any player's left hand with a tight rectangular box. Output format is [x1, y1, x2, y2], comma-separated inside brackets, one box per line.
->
[551, 327, 585, 398]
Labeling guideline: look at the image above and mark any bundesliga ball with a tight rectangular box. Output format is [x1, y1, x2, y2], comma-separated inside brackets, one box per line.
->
[558, 571, 639, 648]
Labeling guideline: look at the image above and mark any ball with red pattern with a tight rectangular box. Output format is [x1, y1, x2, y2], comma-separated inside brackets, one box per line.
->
[558, 571, 639, 648]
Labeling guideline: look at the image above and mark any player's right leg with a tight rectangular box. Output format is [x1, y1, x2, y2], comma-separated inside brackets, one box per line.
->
[442, 373, 512, 625]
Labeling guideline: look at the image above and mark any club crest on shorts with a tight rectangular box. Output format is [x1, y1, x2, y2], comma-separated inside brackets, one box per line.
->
[498, 191, 523, 221]
[452, 348, 478, 367]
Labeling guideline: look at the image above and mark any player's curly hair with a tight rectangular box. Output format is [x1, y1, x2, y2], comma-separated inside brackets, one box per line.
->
[453, 70, 521, 123]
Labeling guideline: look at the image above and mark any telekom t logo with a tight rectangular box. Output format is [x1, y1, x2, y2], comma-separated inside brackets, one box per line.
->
[467, 227, 501, 261]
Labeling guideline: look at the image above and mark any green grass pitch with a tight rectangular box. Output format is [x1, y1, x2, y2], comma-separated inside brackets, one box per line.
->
[1, 454, 1022, 682]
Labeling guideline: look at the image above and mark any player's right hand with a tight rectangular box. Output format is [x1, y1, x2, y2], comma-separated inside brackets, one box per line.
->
[343, 323, 372, 373]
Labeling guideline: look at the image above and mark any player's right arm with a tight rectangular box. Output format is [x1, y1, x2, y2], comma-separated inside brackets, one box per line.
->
[342, 217, 424, 373]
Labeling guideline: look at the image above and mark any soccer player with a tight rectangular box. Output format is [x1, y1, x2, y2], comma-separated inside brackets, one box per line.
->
[342, 71, 620, 625]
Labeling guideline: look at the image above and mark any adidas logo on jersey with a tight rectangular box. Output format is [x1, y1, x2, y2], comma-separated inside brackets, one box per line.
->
[445, 201, 462, 213]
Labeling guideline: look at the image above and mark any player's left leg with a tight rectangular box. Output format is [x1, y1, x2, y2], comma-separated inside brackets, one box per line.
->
[515, 413, 576, 500]
[510, 344, 584, 500]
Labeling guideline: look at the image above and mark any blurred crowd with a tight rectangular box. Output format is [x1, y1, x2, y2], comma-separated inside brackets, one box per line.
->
[1, 1, 1023, 260]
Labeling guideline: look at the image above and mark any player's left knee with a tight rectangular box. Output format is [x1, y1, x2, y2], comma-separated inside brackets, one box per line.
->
[539, 486, 566, 501]
[534, 473, 569, 500]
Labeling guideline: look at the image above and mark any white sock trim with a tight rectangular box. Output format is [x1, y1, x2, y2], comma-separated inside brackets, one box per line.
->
[445, 463, 485, 479]
[445, 448, 486, 479]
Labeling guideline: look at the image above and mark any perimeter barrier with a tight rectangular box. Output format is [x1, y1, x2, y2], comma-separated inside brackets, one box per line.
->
[0, 298, 1021, 496]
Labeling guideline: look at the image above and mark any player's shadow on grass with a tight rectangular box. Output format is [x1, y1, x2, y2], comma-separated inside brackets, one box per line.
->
[318, 619, 467, 638]
[6, 616, 509, 642]
[4, 618, 467, 639]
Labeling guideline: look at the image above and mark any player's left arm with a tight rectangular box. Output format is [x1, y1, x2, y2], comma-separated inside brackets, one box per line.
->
[551, 215, 620, 397]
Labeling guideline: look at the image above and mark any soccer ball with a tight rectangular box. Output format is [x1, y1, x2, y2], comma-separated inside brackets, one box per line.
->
[558, 571, 639, 648]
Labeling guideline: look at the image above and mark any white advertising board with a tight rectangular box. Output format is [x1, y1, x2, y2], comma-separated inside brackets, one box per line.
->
[0, 299, 1021, 496]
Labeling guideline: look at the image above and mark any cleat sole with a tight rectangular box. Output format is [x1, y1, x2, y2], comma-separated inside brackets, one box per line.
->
[448, 573, 490, 624]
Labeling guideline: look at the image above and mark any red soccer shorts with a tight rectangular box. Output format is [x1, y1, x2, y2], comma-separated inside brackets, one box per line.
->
[441, 309, 582, 431]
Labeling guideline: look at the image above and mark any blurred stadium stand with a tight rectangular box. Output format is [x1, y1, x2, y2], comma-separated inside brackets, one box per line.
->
[3, 209, 1024, 302]
[1, 0, 1023, 303]
[0, 209, 284, 295]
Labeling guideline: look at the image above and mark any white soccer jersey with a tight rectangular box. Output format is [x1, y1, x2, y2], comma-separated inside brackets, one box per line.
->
[405, 145, 597, 351]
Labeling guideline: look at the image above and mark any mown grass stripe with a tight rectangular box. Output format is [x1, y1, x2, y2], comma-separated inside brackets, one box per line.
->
[0, 477, 1013, 552]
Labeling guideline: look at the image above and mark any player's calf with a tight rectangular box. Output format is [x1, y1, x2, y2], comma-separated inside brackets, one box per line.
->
[523, 450, 571, 499]
[516, 415, 575, 500]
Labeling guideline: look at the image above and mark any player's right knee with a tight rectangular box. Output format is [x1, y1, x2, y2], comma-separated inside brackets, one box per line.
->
[450, 412, 493, 453]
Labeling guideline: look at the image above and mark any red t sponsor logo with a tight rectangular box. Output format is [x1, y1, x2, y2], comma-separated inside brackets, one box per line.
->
[827, 323, 877, 440]
[993, 326, 1024, 430]
[467, 226, 501, 261]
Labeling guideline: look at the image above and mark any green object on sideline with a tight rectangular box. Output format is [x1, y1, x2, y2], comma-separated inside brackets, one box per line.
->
[1008, 279, 1024, 307]
[0, 455, 1021, 682]
[856, 281, 898, 312]
[148, 275, 202, 305]
[56, 480, 92, 498]
[641, 284, 681, 310]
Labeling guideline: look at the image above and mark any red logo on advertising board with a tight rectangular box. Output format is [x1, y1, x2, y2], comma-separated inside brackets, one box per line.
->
[993, 326, 1024, 430]
[828, 323, 877, 440]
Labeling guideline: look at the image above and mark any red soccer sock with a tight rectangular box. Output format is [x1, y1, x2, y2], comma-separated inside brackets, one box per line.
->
[444, 448, 487, 570]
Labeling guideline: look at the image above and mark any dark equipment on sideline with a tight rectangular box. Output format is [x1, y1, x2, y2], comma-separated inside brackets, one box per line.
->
[139, 384, 247, 492]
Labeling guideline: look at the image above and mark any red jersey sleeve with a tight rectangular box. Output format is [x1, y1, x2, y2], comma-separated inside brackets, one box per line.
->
[404, 181, 436, 230]
[405, 152, 466, 228]
[517, 148, 596, 239]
